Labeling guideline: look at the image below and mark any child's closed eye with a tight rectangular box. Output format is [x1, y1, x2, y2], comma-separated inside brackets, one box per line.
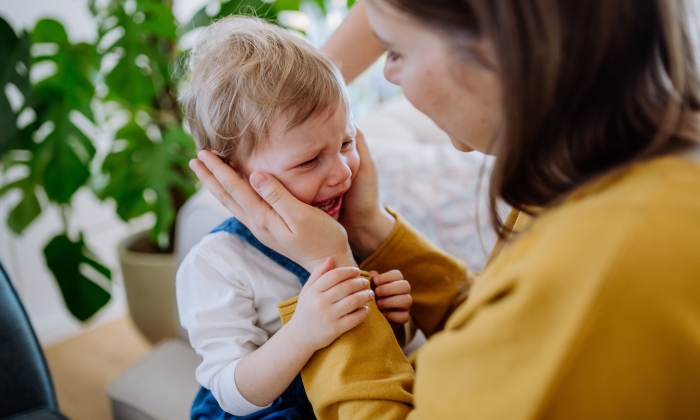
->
[341, 138, 355, 150]
[298, 156, 318, 168]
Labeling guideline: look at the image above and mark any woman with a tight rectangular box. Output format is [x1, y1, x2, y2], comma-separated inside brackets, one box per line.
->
[190, 0, 700, 417]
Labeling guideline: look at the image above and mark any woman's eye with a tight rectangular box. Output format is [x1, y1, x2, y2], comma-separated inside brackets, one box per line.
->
[387, 50, 401, 61]
[298, 156, 317, 168]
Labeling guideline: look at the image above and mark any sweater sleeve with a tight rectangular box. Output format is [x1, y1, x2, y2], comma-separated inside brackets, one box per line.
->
[360, 208, 471, 338]
[277, 272, 415, 420]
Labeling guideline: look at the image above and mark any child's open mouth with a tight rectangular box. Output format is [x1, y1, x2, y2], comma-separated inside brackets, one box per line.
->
[313, 195, 343, 217]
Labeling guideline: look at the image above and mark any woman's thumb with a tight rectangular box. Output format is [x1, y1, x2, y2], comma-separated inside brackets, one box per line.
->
[250, 171, 301, 217]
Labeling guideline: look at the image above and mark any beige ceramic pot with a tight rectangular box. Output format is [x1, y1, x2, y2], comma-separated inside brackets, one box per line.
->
[118, 231, 180, 343]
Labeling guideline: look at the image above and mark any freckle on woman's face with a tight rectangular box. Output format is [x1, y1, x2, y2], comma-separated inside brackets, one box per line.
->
[366, 0, 503, 154]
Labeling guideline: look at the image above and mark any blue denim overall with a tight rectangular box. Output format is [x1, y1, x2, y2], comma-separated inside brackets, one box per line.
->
[191, 217, 316, 420]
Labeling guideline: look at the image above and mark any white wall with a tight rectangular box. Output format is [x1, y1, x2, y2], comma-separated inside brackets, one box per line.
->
[0, 0, 207, 346]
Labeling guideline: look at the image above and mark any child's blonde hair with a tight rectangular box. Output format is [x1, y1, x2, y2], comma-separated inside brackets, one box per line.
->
[180, 16, 350, 170]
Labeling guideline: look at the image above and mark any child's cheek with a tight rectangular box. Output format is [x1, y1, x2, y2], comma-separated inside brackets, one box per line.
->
[349, 150, 361, 182]
[277, 174, 316, 205]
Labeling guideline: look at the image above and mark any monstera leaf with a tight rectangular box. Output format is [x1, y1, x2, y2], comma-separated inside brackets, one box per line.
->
[0, 17, 111, 322]
[44, 234, 112, 322]
[181, 0, 331, 34]
[0, 17, 31, 156]
[97, 0, 178, 107]
[100, 121, 196, 248]
[0, 18, 98, 234]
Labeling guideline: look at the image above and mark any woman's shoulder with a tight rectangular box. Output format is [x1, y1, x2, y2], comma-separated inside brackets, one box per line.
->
[493, 154, 700, 292]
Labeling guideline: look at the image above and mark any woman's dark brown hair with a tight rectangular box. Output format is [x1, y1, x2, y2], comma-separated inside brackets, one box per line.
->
[384, 0, 700, 234]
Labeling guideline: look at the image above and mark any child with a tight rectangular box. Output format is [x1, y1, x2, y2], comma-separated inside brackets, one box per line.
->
[177, 16, 413, 419]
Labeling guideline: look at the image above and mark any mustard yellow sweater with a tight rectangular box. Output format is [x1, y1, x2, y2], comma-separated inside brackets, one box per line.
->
[279, 155, 700, 419]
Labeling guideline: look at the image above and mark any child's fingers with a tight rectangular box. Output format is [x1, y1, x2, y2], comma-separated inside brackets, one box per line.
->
[377, 294, 412, 311]
[336, 305, 369, 334]
[375, 280, 411, 298]
[382, 310, 410, 325]
[372, 269, 404, 286]
[303, 257, 336, 290]
[325, 277, 371, 303]
[313, 266, 361, 292]
[333, 289, 375, 318]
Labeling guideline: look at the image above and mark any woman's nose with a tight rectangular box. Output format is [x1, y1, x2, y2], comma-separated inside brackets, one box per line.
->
[384, 61, 401, 86]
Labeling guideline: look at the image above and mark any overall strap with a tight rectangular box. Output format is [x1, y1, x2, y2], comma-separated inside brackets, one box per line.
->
[210, 217, 311, 286]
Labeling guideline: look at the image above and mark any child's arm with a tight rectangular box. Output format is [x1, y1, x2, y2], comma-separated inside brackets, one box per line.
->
[234, 257, 374, 407]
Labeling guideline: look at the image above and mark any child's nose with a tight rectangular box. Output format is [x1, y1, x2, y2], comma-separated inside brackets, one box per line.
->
[327, 156, 352, 187]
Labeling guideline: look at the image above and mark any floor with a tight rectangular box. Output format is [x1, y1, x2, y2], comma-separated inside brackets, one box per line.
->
[44, 317, 152, 420]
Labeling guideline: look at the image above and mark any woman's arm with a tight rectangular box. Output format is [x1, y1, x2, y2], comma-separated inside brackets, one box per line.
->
[360, 209, 470, 338]
[321, 0, 386, 83]
[278, 289, 415, 420]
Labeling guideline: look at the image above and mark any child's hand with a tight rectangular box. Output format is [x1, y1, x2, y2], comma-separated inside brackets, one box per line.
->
[370, 270, 412, 326]
[288, 257, 374, 355]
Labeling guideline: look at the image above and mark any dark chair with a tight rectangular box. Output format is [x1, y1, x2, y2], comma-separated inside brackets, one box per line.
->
[0, 260, 68, 420]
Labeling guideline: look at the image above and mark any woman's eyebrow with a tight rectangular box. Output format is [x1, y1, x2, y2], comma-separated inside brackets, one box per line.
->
[371, 30, 393, 48]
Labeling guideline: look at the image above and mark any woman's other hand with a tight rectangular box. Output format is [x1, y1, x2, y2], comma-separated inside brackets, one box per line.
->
[339, 130, 396, 259]
[189, 151, 356, 271]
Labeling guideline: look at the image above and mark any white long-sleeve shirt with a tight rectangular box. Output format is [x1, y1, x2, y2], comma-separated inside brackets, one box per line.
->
[176, 231, 304, 415]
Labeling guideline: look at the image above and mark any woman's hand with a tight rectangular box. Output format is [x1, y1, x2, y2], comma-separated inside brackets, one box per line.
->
[370, 270, 412, 326]
[339, 130, 396, 259]
[189, 151, 356, 271]
[287, 257, 375, 354]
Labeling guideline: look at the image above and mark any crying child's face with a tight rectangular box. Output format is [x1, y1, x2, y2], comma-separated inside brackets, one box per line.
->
[243, 103, 359, 220]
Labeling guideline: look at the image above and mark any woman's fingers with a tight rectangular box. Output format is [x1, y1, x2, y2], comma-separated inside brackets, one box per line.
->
[249, 171, 313, 229]
[375, 280, 411, 298]
[197, 151, 271, 220]
[189, 158, 248, 223]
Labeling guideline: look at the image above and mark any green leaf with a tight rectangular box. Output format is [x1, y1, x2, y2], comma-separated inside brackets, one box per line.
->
[44, 234, 111, 321]
[32, 19, 69, 44]
[0, 16, 32, 156]
[100, 121, 196, 248]
[98, 0, 178, 107]
[218, 0, 278, 20]
[19, 19, 99, 204]
[182, 0, 282, 34]
[0, 178, 42, 234]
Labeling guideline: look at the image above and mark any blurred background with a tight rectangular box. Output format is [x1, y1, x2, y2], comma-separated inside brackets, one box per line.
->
[2, 0, 697, 419]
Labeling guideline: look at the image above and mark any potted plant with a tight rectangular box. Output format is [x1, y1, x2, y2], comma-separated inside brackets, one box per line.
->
[0, 0, 336, 342]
